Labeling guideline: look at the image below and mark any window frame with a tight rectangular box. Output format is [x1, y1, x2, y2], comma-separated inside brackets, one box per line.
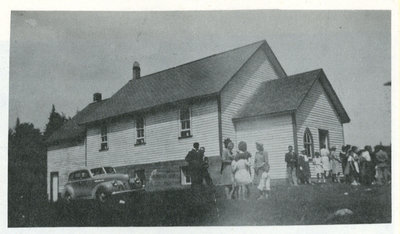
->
[303, 128, 314, 158]
[134, 116, 146, 146]
[100, 124, 109, 151]
[178, 106, 192, 139]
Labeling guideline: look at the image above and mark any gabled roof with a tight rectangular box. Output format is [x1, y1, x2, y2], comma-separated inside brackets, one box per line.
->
[46, 99, 107, 144]
[78, 40, 286, 124]
[233, 69, 350, 123]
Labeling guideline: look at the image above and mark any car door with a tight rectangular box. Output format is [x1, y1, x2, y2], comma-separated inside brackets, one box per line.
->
[70, 171, 83, 197]
[79, 170, 96, 198]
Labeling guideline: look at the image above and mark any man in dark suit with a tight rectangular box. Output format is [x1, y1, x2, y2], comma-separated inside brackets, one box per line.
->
[185, 142, 203, 189]
[285, 145, 298, 186]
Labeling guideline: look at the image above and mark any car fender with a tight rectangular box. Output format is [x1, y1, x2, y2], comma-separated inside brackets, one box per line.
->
[91, 181, 115, 198]
[63, 184, 76, 199]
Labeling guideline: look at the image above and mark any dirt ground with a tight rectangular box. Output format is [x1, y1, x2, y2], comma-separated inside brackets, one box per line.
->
[9, 182, 391, 227]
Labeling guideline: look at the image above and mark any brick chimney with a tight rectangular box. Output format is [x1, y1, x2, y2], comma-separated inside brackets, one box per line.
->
[93, 93, 102, 102]
[132, 61, 141, 79]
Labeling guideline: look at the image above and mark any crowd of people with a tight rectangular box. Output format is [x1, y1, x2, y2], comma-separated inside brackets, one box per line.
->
[185, 140, 391, 201]
[286, 144, 391, 187]
[185, 139, 271, 200]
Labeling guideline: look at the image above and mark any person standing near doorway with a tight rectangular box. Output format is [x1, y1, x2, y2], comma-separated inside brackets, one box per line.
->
[285, 146, 298, 186]
[321, 145, 331, 183]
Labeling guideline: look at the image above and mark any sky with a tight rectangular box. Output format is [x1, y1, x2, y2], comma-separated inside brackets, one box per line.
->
[8, 10, 391, 147]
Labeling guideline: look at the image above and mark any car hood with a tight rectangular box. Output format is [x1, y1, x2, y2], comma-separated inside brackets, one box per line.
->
[93, 173, 129, 181]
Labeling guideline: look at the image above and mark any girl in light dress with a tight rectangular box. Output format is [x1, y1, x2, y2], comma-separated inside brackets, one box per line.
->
[254, 142, 271, 200]
[321, 150, 331, 183]
[313, 152, 324, 183]
[231, 141, 252, 200]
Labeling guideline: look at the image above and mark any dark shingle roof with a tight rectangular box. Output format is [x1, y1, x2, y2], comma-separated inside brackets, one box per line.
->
[46, 99, 107, 144]
[233, 69, 350, 123]
[78, 40, 286, 124]
[47, 40, 289, 144]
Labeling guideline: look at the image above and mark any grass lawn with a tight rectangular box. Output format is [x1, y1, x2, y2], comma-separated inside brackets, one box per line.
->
[214, 183, 391, 225]
[9, 182, 391, 227]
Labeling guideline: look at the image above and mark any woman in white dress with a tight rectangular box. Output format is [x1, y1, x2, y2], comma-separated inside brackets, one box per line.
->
[232, 141, 252, 200]
[313, 152, 324, 183]
[321, 149, 331, 183]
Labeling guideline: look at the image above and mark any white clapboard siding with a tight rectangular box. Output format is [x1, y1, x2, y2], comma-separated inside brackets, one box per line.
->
[296, 80, 345, 177]
[86, 98, 219, 169]
[220, 48, 280, 145]
[47, 144, 86, 198]
[235, 114, 294, 179]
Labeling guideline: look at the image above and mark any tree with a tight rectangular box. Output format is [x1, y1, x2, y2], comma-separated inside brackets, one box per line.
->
[43, 105, 68, 140]
[9, 120, 47, 226]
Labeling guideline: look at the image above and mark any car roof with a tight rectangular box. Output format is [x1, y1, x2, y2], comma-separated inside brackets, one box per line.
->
[69, 166, 114, 174]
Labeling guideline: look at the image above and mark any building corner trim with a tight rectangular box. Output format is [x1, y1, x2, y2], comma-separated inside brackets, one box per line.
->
[291, 112, 298, 154]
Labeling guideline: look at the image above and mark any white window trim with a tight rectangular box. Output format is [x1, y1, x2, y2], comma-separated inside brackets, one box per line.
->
[135, 116, 146, 146]
[100, 125, 108, 151]
[178, 106, 192, 139]
[180, 166, 192, 185]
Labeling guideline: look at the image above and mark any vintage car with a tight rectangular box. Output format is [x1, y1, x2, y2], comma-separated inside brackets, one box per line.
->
[63, 166, 145, 203]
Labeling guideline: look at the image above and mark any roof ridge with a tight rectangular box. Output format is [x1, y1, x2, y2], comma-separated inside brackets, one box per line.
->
[286, 68, 323, 78]
[135, 40, 266, 80]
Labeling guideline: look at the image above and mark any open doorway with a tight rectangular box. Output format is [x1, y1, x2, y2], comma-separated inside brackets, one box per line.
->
[318, 129, 330, 149]
[50, 172, 59, 202]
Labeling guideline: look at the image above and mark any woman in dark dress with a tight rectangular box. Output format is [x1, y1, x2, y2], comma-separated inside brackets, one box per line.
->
[220, 138, 235, 199]
[298, 149, 311, 184]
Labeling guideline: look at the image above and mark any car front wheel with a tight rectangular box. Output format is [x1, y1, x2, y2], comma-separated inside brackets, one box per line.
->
[64, 192, 72, 204]
[96, 189, 109, 203]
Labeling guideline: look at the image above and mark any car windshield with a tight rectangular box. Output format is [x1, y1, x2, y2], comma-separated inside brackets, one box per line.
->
[104, 167, 116, 174]
[90, 167, 105, 176]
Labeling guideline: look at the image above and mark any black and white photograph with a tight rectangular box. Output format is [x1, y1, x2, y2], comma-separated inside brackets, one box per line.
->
[2, 1, 398, 233]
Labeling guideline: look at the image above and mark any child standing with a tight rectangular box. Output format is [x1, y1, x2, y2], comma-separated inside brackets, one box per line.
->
[254, 142, 270, 199]
[313, 152, 324, 183]
[256, 163, 271, 199]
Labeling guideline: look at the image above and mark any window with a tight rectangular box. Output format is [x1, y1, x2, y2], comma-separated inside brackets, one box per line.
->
[303, 128, 314, 157]
[135, 117, 145, 145]
[179, 107, 192, 138]
[104, 167, 116, 174]
[69, 171, 81, 181]
[180, 166, 191, 185]
[68, 172, 78, 181]
[100, 125, 108, 151]
[80, 170, 90, 179]
[90, 167, 105, 176]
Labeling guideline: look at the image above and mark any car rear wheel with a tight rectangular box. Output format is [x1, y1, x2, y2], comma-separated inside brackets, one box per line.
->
[96, 189, 109, 203]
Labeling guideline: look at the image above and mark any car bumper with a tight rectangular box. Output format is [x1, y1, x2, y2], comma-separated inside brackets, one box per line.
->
[111, 187, 145, 196]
